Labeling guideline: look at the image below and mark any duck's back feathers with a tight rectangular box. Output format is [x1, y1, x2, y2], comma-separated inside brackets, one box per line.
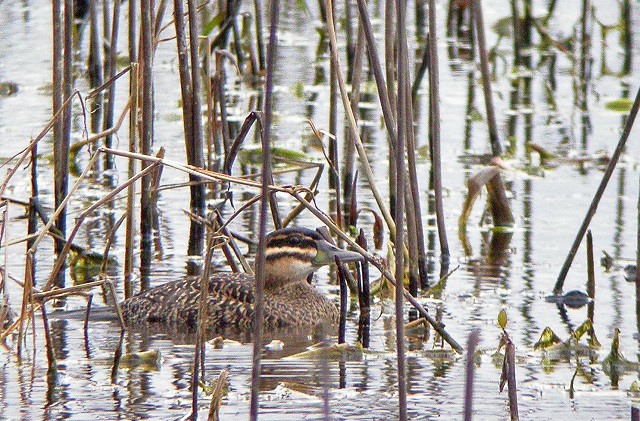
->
[120, 273, 337, 331]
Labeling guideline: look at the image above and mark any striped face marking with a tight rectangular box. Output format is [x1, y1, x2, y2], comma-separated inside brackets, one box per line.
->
[265, 232, 317, 265]
[262, 229, 325, 285]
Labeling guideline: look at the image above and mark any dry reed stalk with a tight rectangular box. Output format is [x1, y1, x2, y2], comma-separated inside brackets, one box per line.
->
[395, 0, 409, 416]
[249, 0, 280, 417]
[343, 21, 365, 209]
[96, 147, 465, 352]
[354, 0, 397, 142]
[191, 233, 226, 419]
[103, 148, 287, 191]
[42, 159, 162, 291]
[17, 254, 34, 359]
[174, 0, 206, 259]
[586, 230, 595, 334]
[212, 211, 247, 273]
[102, 0, 122, 170]
[203, 37, 218, 168]
[40, 302, 56, 371]
[207, 369, 229, 421]
[325, 0, 396, 238]
[328, 10, 338, 188]
[100, 213, 127, 276]
[56, 0, 74, 291]
[428, 0, 450, 262]
[470, 0, 502, 157]
[0, 92, 78, 197]
[290, 190, 463, 353]
[463, 330, 481, 421]
[124, 63, 140, 299]
[555, 83, 640, 293]
[621, 0, 632, 75]
[212, 51, 233, 154]
[140, 0, 155, 286]
[70, 97, 132, 154]
[2, 277, 125, 346]
[0, 204, 8, 333]
[356, 229, 370, 348]
[252, 0, 265, 73]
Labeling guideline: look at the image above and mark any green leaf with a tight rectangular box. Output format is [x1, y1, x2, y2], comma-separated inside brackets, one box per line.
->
[605, 98, 634, 113]
[573, 319, 592, 341]
[238, 146, 308, 165]
[202, 12, 225, 36]
[498, 309, 508, 329]
[533, 327, 562, 350]
[292, 82, 305, 98]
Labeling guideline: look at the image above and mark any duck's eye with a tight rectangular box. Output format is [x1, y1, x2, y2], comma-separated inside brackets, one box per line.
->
[289, 235, 301, 246]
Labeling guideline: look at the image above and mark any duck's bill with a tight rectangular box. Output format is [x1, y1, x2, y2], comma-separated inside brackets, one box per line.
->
[314, 240, 364, 266]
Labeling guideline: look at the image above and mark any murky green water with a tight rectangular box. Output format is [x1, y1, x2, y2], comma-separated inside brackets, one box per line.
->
[1, 0, 640, 419]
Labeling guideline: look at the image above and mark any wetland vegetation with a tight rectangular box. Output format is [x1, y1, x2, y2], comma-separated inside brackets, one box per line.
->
[1, 0, 640, 419]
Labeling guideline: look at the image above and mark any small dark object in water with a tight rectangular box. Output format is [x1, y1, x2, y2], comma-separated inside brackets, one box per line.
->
[545, 290, 591, 309]
[0, 82, 18, 97]
[600, 251, 614, 271]
[120, 227, 363, 331]
[623, 264, 637, 282]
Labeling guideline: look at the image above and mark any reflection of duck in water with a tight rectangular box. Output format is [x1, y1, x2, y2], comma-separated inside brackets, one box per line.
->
[120, 227, 363, 331]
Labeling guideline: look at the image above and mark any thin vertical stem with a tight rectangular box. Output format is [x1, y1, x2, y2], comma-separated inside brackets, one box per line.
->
[253, 0, 266, 72]
[328, 0, 338, 191]
[129, 0, 137, 62]
[586, 230, 595, 324]
[464, 330, 481, 421]
[88, 0, 103, 132]
[343, 21, 365, 212]
[355, 0, 397, 142]
[191, 235, 218, 420]
[579, 0, 591, 148]
[636, 171, 640, 334]
[51, 0, 64, 289]
[26, 198, 37, 288]
[386, 0, 397, 217]
[506, 341, 519, 420]
[621, 0, 632, 75]
[337, 256, 348, 344]
[40, 302, 57, 372]
[328, 0, 397, 238]
[395, 0, 408, 417]
[187, 0, 205, 251]
[356, 229, 370, 348]
[470, 0, 502, 157]
[140, 0, 155, 289]
[124, 63, 139, 299]
[428, 0, 450, 263]
[103, 0, 121, 171]
[556, 84, 640, 292]
[249, 0, 279, 418]
[510, 0, 522, 66]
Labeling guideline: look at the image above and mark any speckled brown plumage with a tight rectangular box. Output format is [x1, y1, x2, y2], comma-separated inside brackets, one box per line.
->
[120, 227, 363, 331]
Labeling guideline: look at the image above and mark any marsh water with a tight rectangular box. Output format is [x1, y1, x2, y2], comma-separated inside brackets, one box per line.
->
[1, 0, 640, 419]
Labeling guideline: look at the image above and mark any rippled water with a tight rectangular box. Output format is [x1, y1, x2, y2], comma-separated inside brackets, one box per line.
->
[1, 0, 640, 419]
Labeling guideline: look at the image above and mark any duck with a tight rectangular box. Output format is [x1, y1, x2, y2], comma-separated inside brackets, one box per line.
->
[119, 227, 363, 331]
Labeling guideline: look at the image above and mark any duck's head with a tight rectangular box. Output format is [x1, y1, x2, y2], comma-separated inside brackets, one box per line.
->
[263, 227, 363, 287]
